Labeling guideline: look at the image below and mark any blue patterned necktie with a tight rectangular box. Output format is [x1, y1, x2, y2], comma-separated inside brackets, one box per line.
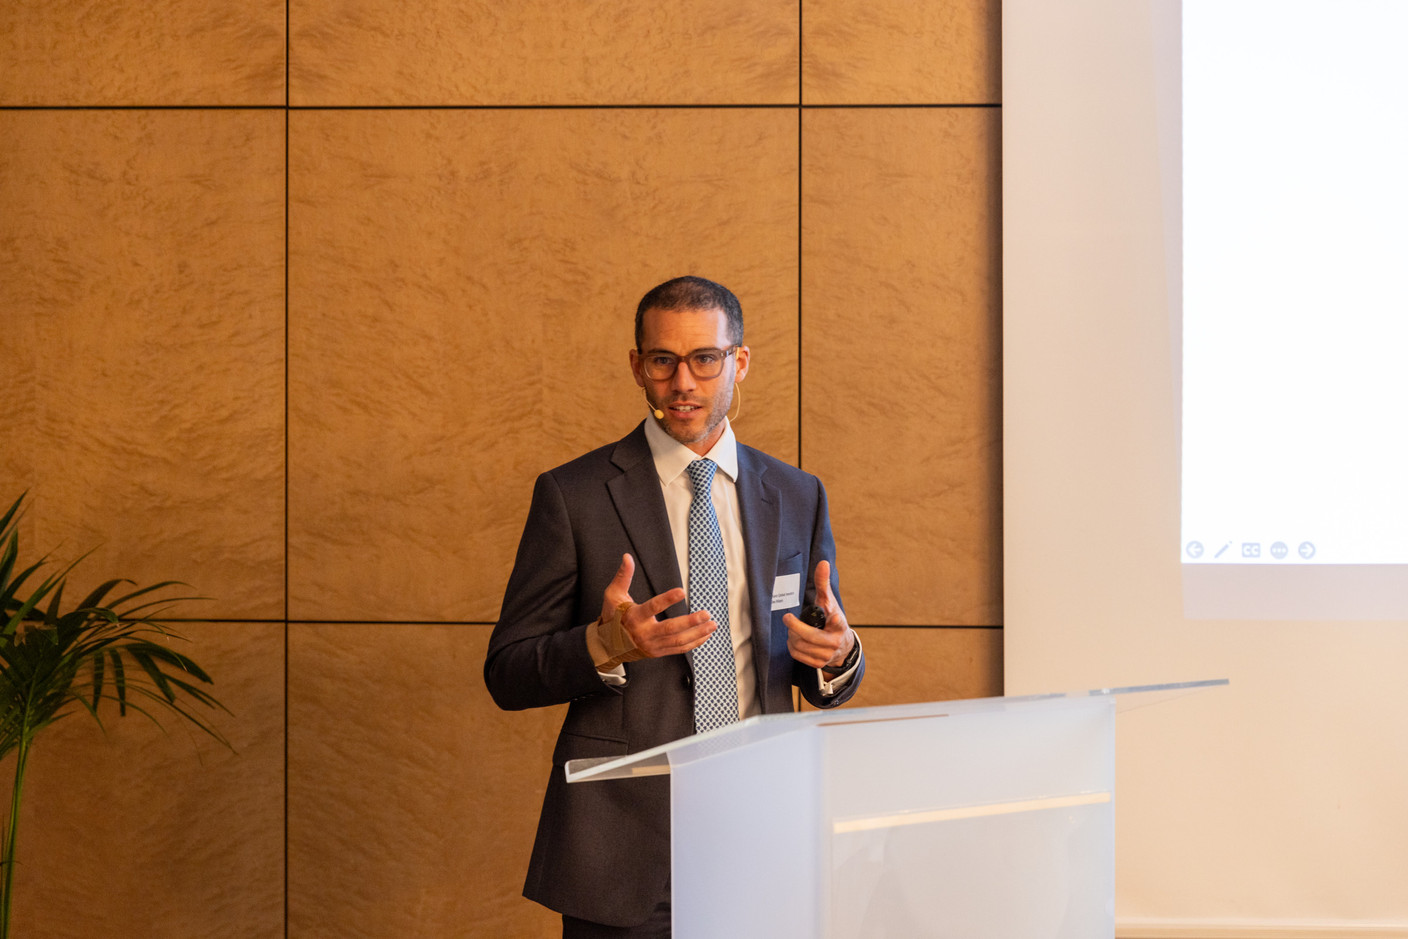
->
[685, 459, 739, 734]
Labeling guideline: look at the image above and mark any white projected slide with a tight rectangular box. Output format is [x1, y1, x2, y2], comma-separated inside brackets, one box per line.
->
[1181, 1, 1408, 573]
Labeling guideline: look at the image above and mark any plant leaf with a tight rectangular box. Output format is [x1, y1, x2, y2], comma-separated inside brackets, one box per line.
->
[110, 651, 127, 716]
[74, 577, 128, 613]
[0, 492, 26, 535]
[126, 649, 176, 703]
[90, 648, 106, 712]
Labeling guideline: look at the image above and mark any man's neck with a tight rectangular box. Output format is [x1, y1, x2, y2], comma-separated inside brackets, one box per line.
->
[643, 417, 737, 479]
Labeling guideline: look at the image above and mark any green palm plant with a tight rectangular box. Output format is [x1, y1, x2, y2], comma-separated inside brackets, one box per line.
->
[0, 493, 229, 938]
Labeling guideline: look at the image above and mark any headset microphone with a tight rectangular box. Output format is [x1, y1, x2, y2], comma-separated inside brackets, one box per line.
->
[645, 391, 664, 420]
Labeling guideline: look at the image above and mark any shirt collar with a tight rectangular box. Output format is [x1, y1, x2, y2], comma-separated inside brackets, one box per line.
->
[642, 417, 739, 486]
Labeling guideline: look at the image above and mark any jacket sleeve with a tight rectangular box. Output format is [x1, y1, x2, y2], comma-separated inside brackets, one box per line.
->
[794, 475, 865, 709]
[484, 471, 618, 711]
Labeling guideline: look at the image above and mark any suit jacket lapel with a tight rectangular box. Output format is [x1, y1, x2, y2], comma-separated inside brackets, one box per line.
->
[606, 424, 686, 611]
[736, 446, 780, 704]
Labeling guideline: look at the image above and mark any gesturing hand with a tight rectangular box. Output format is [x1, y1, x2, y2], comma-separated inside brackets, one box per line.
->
[783, 559, 856, 671]
[598, 554, 717, 660]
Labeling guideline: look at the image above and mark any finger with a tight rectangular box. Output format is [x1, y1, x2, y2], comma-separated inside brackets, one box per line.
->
[605, 554, 636, 603]
[629, 586, 688, 622]
[784, 611, 847, 665]
[786, 623, 838, 652]
[783, 611, 821, 637]
[784, 613, 833, 651]
[813, 559, 834, 611]
[784, 609, 843, 640]
[654, 610, 718, 651]
[786, 631, 835, 668]
[635, 609, 717, 656]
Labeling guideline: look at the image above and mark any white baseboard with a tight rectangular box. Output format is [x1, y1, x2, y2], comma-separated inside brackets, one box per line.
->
[1118, 921, 1408, 939]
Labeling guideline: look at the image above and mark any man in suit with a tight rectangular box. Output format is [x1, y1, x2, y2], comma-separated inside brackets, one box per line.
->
[485, 276, 864, 937]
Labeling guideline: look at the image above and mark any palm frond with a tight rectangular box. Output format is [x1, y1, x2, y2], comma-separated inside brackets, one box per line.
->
[0, 491, 232, 937]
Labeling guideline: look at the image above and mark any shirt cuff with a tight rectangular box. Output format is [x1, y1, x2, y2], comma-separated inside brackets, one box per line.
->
[815, 635, 862, 696]
[585, 623, 628, 685]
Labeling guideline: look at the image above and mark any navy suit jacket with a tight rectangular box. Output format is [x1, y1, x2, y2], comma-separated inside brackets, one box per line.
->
[485, 422, 864, 926]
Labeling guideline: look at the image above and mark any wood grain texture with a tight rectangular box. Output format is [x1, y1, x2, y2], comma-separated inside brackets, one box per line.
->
[802, 0, 1000, 104]
[849, 626, 1002, 704]
[3, 623, 284, 938]
[801, 108, 1002, 626]
[0, 110, 286, 620]
[0, 0, 284, 106]
[291, 0, 799, 106]
[288, 623, 560, 938]
[288, 108, 800, 622]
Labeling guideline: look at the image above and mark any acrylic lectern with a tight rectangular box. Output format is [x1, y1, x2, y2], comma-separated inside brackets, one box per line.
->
[565, 680, 1225, 939]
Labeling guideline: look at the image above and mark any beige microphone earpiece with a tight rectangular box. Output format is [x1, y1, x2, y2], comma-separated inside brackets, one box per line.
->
[645, 391, 664, 420]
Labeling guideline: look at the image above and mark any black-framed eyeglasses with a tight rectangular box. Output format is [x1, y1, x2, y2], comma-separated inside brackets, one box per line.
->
[639, 346, 738, 381]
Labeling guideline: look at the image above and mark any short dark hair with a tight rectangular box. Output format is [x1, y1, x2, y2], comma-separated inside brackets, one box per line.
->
[634, 276, 744, 349]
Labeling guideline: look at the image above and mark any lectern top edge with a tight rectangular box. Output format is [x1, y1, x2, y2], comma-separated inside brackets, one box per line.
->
[564, 678, 1229, 783]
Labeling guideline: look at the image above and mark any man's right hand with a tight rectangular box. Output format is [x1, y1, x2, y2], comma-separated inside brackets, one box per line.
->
[601, 553, 717, 658]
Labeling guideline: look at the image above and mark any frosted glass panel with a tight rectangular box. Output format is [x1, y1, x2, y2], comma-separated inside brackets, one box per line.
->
[823, 697, 1114, 938]
[833, 803, 1113, 938]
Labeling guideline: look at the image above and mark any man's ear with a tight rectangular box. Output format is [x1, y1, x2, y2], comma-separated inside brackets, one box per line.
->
[629, 348, 646, 388]
[733, 345, 751, 383]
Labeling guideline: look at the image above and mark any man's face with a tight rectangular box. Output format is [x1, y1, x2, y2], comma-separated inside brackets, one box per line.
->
[630, 305, 750, 456]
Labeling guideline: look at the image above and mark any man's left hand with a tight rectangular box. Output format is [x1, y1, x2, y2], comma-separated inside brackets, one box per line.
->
[783, 559, 856, 672]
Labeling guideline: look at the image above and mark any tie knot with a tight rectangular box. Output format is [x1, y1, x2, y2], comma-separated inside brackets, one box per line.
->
[686, 459, 717, 496]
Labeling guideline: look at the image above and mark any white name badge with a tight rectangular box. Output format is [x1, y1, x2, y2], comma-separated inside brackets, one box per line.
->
[771, 573, 802, 611]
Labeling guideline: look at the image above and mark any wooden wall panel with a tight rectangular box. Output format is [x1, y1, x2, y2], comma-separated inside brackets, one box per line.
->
[802, 0, 1001, 104]
[288, 623, 560, 938]
[851, 626, 1002, 704]
[0, 110, 286, 620]
[288, 108, 800, 623]
[0, 0, 285, 106]
[6, 623, 284, 939]
[290, 0, 799, 106]
[801, 108, 1002, 627]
